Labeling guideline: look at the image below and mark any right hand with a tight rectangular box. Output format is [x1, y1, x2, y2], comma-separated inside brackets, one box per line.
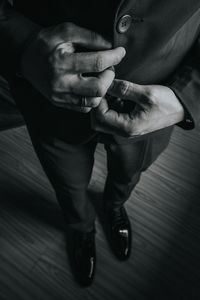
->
[21, 22, 126, 113]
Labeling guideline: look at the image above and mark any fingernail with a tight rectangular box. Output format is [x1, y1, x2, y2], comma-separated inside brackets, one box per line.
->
[120, 47, 126, 57]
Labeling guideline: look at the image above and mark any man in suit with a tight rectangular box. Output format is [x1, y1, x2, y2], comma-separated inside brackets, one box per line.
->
[0, 0, 200, 286]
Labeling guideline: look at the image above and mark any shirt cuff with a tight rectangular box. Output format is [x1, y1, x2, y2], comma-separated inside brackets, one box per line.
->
[168, 64, 198, 130]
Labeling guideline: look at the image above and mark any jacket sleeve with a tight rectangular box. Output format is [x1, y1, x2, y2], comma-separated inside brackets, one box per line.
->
[0, 0, 41, 80]
[169, 34, 200, 130]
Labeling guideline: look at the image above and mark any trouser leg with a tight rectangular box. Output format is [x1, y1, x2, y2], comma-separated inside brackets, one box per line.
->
[33, 138, 96, 231]
[28, 134, 97, 232]
[10, 79, 98, 232]
[104, 127, 173, 209]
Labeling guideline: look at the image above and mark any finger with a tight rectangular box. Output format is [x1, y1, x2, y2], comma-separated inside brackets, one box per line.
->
[58, 47, 125, 73]
[58, 22, 112, 50]
[91, 98, 127, 135]
[70, 68, 115, 97]
[51, 92, 102, 108]
[92, 98, 141, 137]
[50, 95, 92, 112]
[91, 113, 129, 137]
[83, 96, 102, 108]
[108, 79, 147, 104]
[90, 107, 120, 136]
[51, 92, 80, 106]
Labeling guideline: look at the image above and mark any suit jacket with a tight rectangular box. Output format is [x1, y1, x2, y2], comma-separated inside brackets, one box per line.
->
[0, 0, 200, 143]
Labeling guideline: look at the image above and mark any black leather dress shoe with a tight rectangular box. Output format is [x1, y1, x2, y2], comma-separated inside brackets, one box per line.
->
[72, 229, 96, 287]
[105, 206, 132, 260]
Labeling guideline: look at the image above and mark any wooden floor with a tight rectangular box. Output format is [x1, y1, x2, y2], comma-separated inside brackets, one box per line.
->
[0, 125, 200, 300]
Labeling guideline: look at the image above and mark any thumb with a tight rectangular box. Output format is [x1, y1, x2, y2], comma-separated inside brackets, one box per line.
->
[92, 97, 122, 126]
[94, 97, 110, 114]
[91, 97, 110, 126]
[108, 79, 146, 105]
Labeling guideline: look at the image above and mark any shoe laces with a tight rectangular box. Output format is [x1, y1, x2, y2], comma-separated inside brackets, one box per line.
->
[110, 207, 129, 229]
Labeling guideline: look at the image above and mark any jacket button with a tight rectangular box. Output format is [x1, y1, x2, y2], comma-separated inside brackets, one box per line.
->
[117, 15, 132, 33]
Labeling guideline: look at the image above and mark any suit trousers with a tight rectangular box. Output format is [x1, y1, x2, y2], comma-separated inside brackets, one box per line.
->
[26, 126, 173, 232]
[10, 79, 173, 232]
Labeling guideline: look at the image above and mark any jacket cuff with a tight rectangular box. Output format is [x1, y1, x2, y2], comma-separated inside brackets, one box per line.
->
[169, 63, 199, 130]
[0, 12, 42, 80]
[170, 86, 195, 130]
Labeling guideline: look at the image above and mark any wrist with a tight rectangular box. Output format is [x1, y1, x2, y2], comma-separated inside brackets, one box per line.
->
[17, 28, 42, 78]
[167, 87, 185, 122]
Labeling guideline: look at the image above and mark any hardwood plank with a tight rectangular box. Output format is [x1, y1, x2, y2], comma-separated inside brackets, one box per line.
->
[0, 126, 200, 300]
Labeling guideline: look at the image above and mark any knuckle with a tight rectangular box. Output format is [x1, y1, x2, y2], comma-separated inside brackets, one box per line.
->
[61, 22, 74, 36]
[143, 86, 152, 98]
[143, 86, 154, 103]
[118, 80, 130, 96]
[92, 81, 106, 97]
[94, 54, 104, 72]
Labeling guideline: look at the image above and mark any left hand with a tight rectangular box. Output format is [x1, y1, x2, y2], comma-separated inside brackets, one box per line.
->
[91, 79, 185, 137]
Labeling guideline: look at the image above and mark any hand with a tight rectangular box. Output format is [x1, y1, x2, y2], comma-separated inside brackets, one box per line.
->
[21, 22, 125, 113]
[91, 79, 185, 137]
